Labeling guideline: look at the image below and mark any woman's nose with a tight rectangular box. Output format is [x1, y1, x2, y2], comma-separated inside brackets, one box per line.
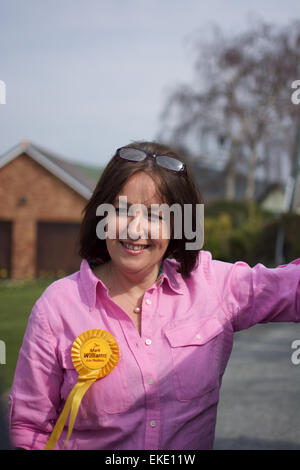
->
[127, 212, 148, 240]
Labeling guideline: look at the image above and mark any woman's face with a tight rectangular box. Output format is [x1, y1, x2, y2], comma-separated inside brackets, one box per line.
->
[105, 171, 170, 277]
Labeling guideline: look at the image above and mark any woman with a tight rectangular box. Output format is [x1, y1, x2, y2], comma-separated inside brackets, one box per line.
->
[9, 141, 300, 450]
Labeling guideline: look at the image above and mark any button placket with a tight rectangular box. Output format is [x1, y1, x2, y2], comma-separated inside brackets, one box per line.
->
[141, 291, 155, 343]
[141, 290, 160, 449]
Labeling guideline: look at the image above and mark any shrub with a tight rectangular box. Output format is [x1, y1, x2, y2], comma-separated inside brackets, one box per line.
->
[202, 200, 300, 266]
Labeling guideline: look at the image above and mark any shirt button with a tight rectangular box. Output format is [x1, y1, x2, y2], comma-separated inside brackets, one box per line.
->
[150, 420, 156, 427]
[145, 338, 152, 345]
[196, 334, 201, 339]
[148, 378, 154, 385]
[145, 299, 151, 305]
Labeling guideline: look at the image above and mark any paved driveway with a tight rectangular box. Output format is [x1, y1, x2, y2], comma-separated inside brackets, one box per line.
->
[214, 322, 300, 450]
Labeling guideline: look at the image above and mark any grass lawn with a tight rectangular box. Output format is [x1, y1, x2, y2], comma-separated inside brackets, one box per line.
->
[0, 279, 53, 393]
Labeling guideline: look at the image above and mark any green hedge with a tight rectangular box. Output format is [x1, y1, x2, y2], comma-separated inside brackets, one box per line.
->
[202, 200, 300, 267]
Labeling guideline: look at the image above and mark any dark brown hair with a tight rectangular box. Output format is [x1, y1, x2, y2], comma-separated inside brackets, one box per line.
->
[78, 141, 203, 277]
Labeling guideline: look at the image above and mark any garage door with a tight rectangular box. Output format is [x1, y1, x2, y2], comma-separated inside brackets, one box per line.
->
[37, 222, 82, 278]
[0, 220, 12, 279]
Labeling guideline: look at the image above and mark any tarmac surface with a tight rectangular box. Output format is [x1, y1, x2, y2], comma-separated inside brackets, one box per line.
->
[214, 321, 300, 450]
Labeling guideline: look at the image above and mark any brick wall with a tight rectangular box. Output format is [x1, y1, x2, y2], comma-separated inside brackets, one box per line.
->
[0, 153, 88, 279]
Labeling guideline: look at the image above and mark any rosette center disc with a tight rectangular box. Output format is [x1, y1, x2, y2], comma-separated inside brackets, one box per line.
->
[71, 329, 119, 378]
[80, 338, 111, 370]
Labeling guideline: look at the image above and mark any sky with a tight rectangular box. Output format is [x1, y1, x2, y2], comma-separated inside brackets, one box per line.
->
[0, 0, 300, 167]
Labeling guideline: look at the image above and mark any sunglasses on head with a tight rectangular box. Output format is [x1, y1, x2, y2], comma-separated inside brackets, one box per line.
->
[114, 147, 187, 174]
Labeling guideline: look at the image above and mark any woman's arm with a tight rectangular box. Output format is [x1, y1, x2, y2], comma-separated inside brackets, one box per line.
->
[209, 256, 300, 331]
[9, 303, 63, 450]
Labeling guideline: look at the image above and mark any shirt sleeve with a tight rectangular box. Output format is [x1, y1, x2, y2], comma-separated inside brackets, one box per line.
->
[9, 303, 63, 450]
[210, 256, 300, 332]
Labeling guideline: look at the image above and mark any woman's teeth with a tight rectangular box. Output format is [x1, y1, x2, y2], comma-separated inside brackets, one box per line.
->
[121, 242, 149, 251]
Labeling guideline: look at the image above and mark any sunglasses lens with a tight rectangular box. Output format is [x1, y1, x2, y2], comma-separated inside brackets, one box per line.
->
[117, 147, 186, 173]
[156, 155, 185, 172]
[118, 148, 146, 162]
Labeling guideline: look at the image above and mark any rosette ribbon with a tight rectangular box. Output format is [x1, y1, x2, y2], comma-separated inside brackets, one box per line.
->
[44, 329, 119, 450]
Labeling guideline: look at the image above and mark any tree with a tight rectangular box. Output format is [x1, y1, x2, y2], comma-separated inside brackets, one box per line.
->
[159, 18, 300, 202]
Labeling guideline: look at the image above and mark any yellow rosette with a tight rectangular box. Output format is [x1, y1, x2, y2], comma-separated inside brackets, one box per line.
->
[44, 329, 119, 450]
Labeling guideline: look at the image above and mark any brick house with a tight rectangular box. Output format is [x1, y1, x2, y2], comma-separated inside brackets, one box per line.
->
[0, 140, 99, 280]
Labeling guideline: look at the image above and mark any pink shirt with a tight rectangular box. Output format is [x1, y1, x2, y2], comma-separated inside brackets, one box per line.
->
[9, 251, 300, 450]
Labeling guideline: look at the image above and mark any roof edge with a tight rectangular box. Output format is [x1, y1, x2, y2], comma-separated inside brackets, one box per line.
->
[0, 141, 93, 200]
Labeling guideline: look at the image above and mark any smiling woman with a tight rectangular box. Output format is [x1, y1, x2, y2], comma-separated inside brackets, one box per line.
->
[78, 141, 203, 336]
[79, 140, 203, 278]
[91, 171, 172, 326]
[8, 140, 300, 451]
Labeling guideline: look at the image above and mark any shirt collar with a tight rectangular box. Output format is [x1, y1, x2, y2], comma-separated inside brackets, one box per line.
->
[160, 258, 185, 295]
[79, 259, 100, 309]
[80, 257, 184, 310]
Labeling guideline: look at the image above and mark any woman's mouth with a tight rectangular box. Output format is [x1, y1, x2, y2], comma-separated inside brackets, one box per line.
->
[119, 241, 150, 253]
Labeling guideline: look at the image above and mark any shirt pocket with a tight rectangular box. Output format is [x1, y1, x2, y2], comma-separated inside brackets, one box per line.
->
[59, 346, 132, 423]
[164, 316, 223, 401]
